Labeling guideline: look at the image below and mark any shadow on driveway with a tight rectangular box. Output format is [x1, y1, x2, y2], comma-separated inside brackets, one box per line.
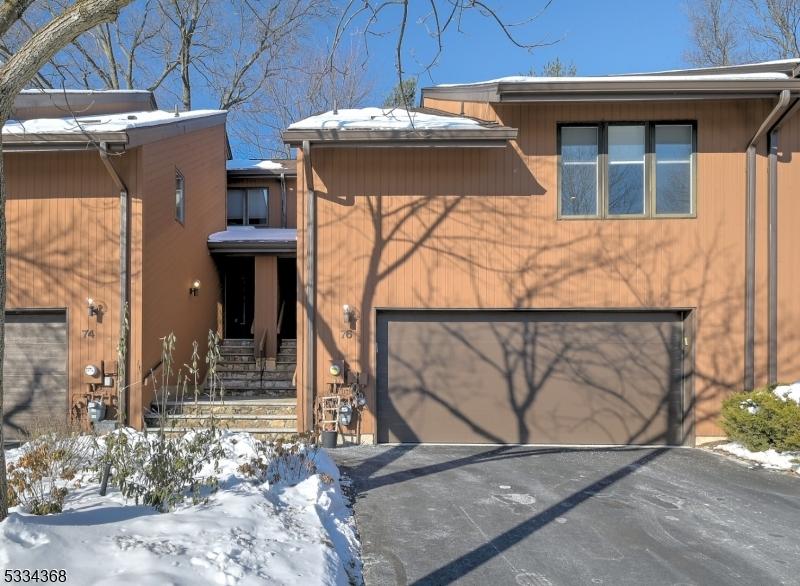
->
[335, 445, 800, 586]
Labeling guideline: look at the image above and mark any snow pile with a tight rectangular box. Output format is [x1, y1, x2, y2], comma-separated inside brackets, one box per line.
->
[226, 159, 287, 171]
[716, 442, 800, 475]
[288, 107, 485, 131]
[772, 381, 800, 405]
[3, 109, 225, 135]
[1, 431, 361, 586]
[208, 227, 297, 243]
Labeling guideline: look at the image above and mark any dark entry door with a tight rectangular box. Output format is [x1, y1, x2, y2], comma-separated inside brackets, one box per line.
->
[3, 311, 68, 441]
[224, 257, 255, 338]
[377, 310, 686, 446]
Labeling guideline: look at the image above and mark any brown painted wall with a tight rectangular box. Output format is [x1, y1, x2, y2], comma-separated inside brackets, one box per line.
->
[136, 124, 227, 424]
[253, 256, 279, 359]
[296, 98, 789, 440]
[5, 150, 137, 423]
[227, 176, 297, 228]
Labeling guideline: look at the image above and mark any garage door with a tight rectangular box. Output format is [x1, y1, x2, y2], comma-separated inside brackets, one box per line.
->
[3, 312, 68, 441]
[377, 310, 686, 445]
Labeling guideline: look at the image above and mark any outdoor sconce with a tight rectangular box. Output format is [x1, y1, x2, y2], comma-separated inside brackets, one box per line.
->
[342, 304, 355, 325]
[87, 298, 100, 318]
[189, 279, 201, 296]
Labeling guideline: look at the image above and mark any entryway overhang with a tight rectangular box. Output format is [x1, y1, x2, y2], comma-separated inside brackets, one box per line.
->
[208, 227, 297, 255]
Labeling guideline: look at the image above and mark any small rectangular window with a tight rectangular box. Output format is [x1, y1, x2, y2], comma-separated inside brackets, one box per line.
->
[560, 126, 599, 217]
[175, 169, 185, 224]
[246, 188, 268, 225]
[607, 125, 645, 216]
[655, 125, 693, 215]
[227, 189, 245, 225]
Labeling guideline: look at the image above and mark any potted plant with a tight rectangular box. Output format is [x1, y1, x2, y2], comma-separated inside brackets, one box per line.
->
[321, 423, 338, 449]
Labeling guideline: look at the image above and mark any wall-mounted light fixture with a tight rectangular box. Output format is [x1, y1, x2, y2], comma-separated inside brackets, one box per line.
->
[87, 298, 100, 318]
[342, 304, 355, 325]
[189, 279, 201, 296]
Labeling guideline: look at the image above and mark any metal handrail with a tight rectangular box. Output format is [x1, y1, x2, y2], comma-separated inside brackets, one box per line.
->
[277, 300, 285, 336]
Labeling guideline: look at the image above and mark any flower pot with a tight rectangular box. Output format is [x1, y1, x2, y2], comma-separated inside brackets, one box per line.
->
[321, 430, 338, 449]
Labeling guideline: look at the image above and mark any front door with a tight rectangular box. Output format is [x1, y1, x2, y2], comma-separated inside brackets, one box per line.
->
[224, 257, 255, 338]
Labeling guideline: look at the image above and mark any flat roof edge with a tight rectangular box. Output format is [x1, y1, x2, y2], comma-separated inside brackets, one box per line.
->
[282, 127, 517, 146]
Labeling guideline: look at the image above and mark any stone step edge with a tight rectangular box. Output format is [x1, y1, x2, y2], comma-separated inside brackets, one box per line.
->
[158, 398, 297, 406]
[145, 414, 296, 421]
[146, 427, 299, 435]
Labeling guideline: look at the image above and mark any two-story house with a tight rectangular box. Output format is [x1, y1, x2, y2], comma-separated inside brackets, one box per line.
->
[283, 59, 800, 446]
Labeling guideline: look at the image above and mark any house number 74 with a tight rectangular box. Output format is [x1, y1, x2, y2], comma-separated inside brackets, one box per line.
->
[82, 329, 95, 338]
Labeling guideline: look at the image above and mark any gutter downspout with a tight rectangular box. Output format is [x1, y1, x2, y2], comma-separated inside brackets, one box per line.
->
[302, 140, 316, 433]
[98, 143, 130, 424]
[280, 171, 287, 228]
[745, 89, 791, 391]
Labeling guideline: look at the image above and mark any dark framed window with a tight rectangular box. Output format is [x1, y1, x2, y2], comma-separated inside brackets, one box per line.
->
[227, 188, 269, 226]
[558, 122, 696, 219]
[175, 169, 185, 224]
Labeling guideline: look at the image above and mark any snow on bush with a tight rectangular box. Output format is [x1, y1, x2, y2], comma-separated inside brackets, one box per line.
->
[772, 381, 800, 405]
[2, 431, 362, 585]
[721, 385, 800, 452]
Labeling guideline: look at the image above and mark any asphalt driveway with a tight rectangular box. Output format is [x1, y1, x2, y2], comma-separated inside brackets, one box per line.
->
[334, 445, 800, 586]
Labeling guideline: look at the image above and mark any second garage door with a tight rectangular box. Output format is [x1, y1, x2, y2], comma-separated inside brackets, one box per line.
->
[377, 310, 687, 445]
[3, 311, 68, 441]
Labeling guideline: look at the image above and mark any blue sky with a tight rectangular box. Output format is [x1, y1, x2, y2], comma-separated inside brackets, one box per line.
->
[355, 0, 691, 98]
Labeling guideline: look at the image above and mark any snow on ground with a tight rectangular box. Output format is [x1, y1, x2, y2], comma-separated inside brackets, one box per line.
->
[1, 432, 361, 586]
[715, 442, 800, 475]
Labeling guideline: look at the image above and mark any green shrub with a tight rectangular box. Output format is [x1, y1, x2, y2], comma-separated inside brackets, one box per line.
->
[721, 385, 800, 452]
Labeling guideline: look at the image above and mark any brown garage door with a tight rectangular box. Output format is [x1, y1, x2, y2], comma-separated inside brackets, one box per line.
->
[3, 312, 68, 441]
[377, 310, 686, 445]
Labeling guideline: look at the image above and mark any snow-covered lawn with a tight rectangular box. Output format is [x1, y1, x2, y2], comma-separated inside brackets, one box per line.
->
[1, 432, 362, 586]
[714, 442, 800, 475]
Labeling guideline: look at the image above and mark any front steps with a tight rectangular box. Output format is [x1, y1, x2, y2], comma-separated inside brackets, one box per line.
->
[145, 397, 298, 441]
[146, 337, 298, 441]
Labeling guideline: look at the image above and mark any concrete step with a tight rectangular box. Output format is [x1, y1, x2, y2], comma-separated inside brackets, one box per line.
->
[218, 355, 257, 364]
[145, 414, 296, 430]
[276, 357, 296, 364]
[211, 379, 295, 391]
[217, 363, 295, 373]
[222, 338, 255, 348]
[216, 370, 294, 381]
[155, 398, 296, 417]
[280, 339, 297, 346]
[145, 427, 298, 441]
[219, 347, 255, 357]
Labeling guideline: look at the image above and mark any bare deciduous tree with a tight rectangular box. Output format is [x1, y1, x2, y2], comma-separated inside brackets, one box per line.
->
[0, 0, 135, 523]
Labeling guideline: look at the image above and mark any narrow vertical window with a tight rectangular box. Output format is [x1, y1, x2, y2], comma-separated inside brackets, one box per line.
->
[175, 169, 185, 224]
[607, 125, 645, 216]
[227, 189, 245, 225]
[246, 188, 268, 225]
[655, 124, 693, 215]
[560, 126, 599, 217]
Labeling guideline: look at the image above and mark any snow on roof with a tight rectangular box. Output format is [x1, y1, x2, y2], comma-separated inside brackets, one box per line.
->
[435, 72, 791, 88]
[226, 159, 287, 171]
[208, 227, 297, 244]
[287, 108, 485, 131]
[19, 89, 152, 95]
[2, 109, 225, 135]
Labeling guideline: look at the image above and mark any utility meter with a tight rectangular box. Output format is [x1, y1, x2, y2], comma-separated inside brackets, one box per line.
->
[84, 364, 100, 378]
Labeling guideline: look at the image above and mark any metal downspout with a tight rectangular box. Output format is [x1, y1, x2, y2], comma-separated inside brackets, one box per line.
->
[98, 143, 130, 424]
[302, 141, 316, 433]
[280, 171, 287, 228]
[767, 130, 779, 385]
[745, 89, 791, 391]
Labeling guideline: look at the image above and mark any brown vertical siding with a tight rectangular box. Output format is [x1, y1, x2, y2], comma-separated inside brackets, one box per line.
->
[297, 99, 779, 440]
[253, 256, 279, 359]
[776, 118, 800, 383]
[5, 150, 136, 423]
[136, 124, 227, 424]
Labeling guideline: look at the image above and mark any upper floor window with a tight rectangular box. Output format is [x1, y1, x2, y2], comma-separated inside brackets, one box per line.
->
[175, 169, 185, 224]
[227, 188, 268, 226]
[559, 122, 695, 219]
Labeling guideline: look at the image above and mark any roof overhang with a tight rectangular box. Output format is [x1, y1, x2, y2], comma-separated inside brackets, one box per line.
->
[282, 127, 517, 148]
[207, 228, 297, 255]
[422, 79, 800, 103]
[208, 240, 297, 254]
[2, 112, 227, 152]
